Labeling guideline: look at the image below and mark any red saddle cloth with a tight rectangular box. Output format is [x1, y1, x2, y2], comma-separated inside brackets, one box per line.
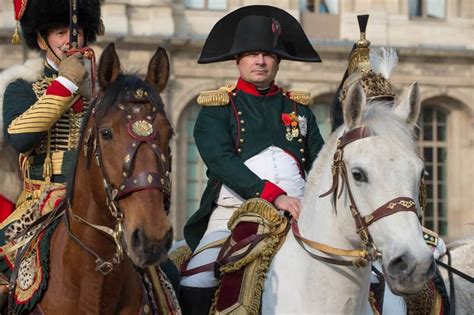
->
[0, 194, 14, 223]
[211, 199, 289, 314]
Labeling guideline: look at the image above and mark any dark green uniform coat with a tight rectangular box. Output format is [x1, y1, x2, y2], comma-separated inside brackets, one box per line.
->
[3, 63, 85, 184]
[184, 79, 324, 250]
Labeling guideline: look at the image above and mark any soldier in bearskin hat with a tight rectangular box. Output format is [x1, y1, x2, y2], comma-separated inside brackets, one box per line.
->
[179, 5, 324, 313]
[0, 0, 102, 306]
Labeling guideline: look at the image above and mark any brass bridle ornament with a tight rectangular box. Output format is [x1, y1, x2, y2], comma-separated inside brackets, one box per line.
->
[64, 90, 172, 275]
[292, 127, 418, 268]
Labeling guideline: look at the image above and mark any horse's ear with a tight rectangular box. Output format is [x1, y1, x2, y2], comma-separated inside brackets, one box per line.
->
[394, 82, 421, 128]
[343, 83, 366, 128]
[98, 43, 121, 90]
[146, 47, 170, 93]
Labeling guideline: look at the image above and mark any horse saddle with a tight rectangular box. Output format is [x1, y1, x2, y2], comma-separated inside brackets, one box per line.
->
[171, 199, 288, 315]
[211, 199, 288, 314]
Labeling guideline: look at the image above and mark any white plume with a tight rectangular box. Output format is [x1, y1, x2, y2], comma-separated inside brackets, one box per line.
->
[369, 47, 399, 79]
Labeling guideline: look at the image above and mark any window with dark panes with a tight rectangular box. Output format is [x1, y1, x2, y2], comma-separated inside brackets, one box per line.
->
[310, 95, 333, 140]
[179, 104, 208, 219]
[302, 0, 339, 14]
[409, 0, 445, 19]
[418, 106, 448, 235]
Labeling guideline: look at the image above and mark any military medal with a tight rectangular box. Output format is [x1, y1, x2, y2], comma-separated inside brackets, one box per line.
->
[281, 112, 299, 141]
[298, 115, 307, 137]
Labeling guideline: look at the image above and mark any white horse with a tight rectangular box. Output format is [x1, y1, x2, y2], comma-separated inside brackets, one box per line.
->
[262, 82, 435, 314]
[439, 236, 474, 314]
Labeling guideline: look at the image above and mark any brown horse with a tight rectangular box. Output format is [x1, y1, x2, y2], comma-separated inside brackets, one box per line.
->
[36, 43, 175, 313]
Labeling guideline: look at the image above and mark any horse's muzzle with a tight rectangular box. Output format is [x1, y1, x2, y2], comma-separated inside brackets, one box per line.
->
[131, 227, 173, 267]
[385, 251, 436, 295]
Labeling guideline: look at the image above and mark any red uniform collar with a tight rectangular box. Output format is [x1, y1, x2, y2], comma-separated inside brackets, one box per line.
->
[235, 78, 281, 96]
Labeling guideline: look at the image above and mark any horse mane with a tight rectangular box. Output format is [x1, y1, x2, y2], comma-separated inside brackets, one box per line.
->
[95, 74, 166, 119]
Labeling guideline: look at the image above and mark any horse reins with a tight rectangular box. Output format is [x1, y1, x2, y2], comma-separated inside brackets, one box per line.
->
[292, 127, 418, 268]
[65, 88, 172, 275]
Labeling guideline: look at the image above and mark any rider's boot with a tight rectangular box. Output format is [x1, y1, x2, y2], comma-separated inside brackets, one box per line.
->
[0, 273, 9, 311]
[180, 286, 217, 315]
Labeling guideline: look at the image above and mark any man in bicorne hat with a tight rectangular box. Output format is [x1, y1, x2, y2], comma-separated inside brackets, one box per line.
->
[180, 5, 324, 314]
[0, 0, 102, 307]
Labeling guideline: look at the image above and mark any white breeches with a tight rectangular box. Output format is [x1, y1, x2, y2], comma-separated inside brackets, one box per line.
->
[181, 146, 306, 288]
[180, 205, 236, 288]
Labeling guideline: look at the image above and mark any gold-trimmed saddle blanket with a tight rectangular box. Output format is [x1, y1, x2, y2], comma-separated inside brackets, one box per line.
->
[211, 198, 289, 315]
[0, 180, 65, 313]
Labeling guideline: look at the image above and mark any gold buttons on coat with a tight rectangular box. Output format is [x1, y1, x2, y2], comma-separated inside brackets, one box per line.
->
[237, 148, 242, 153]
[298, 138, 303, 143]
[300, 148, 305, 153]
[241, 128, 246, 132]
[239, 139, 244, 143]
[256, 192, 260, 196]
[240, 120, 245, 124]
[302, 157, 306, 162]
[238, 111, 242, 115]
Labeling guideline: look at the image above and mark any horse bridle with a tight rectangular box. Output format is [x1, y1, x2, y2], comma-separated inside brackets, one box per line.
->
[292, 127, 418, 268]
[65, 88, 172, 275]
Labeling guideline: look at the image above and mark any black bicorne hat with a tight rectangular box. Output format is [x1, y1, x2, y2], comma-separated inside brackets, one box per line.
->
[18, 0, 103, 51]
[198, 5, 321, 64]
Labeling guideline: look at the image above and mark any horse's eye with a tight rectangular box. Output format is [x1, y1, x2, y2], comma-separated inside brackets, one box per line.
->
[100, 128, 113, 140]
[352, 168, 367, 182]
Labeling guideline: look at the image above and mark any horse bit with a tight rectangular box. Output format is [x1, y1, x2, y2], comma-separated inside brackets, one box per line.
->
[65, 88, 171, 275]
[292, 127, 418, 268]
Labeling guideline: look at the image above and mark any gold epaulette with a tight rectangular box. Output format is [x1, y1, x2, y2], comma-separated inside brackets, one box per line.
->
[286, 91, 312, 106]
[197, 84, 235, 106]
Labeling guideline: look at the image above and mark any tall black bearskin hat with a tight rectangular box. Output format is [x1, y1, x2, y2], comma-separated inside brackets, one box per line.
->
[13, 0, 103, 50]
[198, 5, 321, 64]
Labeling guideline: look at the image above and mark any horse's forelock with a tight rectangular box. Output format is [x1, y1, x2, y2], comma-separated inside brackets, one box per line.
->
[306, 102, 419, 194]
[95, 74, 165, 119]
[362, 102, 419, 157]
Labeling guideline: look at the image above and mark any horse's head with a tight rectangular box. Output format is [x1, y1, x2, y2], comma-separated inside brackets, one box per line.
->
[80, 43, 173, 268]
[329, 81, 435, 294]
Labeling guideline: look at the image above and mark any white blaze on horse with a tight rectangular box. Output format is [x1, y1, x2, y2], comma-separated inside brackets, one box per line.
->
[262, 82, 435, 314]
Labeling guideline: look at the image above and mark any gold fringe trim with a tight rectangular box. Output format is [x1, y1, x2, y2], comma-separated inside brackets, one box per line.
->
[227, 198, 286, 229]
[210, 198, 288, 315]
[286, 91, 312, 106]
[197, 84, 235, 106]
[169, 245, 192, 271]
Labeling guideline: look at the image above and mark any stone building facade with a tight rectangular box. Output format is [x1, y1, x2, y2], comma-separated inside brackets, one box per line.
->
[0, 0, 472, 241]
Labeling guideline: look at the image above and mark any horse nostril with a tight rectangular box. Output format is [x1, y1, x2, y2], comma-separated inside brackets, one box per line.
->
[387, 254, 414, 276]
[131, 229, 146, 249]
